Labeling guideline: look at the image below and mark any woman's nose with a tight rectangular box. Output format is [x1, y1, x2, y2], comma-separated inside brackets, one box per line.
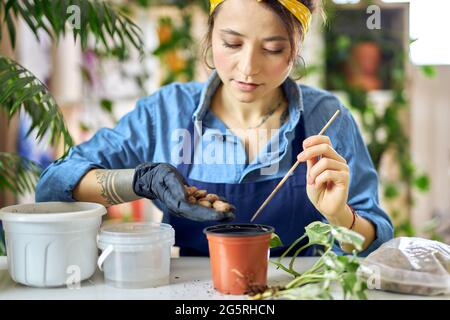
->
[237, 47, 261, 78]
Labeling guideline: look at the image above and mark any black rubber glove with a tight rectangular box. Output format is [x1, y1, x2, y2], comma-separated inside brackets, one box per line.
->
[132, 163, 235, 222]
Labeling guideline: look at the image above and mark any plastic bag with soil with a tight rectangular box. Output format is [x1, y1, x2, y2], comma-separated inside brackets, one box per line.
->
[358, 237, 450, 296]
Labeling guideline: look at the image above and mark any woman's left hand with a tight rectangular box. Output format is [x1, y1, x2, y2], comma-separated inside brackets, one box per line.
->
[297, 135, 350, 222]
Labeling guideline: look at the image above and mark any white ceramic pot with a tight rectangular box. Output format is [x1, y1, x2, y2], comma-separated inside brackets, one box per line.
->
[0, 202, 106, 287]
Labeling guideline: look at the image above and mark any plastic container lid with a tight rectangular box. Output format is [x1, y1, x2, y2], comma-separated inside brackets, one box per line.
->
[98, 222, 175, 251]
[0, 202, 106, 223]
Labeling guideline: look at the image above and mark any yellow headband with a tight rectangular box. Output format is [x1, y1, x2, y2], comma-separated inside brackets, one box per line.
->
[209, 0, 312, 33]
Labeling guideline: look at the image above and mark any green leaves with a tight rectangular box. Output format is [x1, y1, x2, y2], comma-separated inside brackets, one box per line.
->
[0, 152, 42, 195]
[420, 65, 437, 78]
[0, 56, 73, 152]
[100, 98, 117, 123]
[0, 1, 146, 196]
[0, 0, 144, 60]
[152, 12, 197, 84]
[328, 254, 368, 299]
[305, 221, 332, 246]
[275, 283, 333, 300]
[413, 174, 430, 192]
[278, 220, 364, 253]
[0, 226, 5, 256]
[269, 233, 283, 249]
[0, 56, 73, 194]
[331, 226, 365, 251]
[253, 221, 368, 300]
[383, 183, 400, 199]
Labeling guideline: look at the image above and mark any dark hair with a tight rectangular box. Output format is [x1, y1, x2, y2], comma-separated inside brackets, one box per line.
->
[201, 0, 324, 70]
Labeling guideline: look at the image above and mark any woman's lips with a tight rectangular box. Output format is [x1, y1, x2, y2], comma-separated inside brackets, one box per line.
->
[233, 80, 260, 92]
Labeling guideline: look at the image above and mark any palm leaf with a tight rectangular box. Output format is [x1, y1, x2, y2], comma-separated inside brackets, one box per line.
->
[0, 0, 144, 59]
[0, 229, 5, 256]
[0, 55, 73, 151]
[0, 152, 42, 195]
[0, 0, 146, 198]
[0, 233, 5, 256]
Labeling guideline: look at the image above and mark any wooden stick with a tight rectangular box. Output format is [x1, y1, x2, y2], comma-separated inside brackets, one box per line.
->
[250, 109, 341, 222]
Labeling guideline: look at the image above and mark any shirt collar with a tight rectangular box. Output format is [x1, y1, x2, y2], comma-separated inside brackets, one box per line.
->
[192, 70, 304, 132]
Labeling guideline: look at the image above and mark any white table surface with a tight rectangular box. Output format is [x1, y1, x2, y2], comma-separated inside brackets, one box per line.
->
[0, 256, 448, 300]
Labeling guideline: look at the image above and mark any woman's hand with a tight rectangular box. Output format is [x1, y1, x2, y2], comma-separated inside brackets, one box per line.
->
[133, 163, 235, 222]
[297, 135, 350, 223]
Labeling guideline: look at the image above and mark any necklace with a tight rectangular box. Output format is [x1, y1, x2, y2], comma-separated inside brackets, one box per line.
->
[244, 98, 284, 129]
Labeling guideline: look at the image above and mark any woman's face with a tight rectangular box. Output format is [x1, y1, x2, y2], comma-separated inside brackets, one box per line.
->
[211, 0, 295, 103]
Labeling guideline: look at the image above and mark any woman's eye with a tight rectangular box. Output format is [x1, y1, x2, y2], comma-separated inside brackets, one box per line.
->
[222, 42, 241, 49]
[222, 41, 284, 54]
[264, 48, 284, 54]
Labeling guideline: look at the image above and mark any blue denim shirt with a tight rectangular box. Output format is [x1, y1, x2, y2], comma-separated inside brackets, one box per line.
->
[35, 71, 393, 256]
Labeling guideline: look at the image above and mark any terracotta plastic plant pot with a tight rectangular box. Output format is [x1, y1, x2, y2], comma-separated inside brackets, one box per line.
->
[204, 224, 274, 295]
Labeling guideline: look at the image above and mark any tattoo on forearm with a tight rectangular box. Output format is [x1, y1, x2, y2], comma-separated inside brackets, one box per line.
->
[95, 169, 139, 205]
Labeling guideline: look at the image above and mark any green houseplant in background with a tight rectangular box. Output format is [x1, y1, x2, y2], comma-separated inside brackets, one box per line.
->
[323, 1, 435, 238]
[130, 0, 209, 85]
[0, 0, 146, 255]
[79, 0, 209, 134]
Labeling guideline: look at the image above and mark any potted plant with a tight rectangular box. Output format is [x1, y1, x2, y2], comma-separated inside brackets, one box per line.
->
[0, 0, 145, 255]
[249, 221, 367, 300]
[344, 41, 382, 91]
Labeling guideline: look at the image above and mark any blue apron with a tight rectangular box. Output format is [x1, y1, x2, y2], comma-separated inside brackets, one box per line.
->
[161, 114, 323, 256]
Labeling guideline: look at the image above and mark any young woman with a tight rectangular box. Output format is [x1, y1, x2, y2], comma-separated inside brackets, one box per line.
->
[36, 0, 393, 256]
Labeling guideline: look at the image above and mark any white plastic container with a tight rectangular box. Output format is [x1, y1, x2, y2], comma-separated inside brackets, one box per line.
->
[0, 202, 106, 287]
[97, 222, 175, 289]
